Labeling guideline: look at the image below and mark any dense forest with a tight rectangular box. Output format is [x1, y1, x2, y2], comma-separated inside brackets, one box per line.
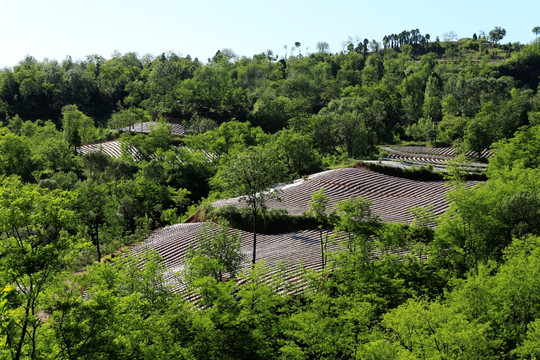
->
[1, 29, 540, 359]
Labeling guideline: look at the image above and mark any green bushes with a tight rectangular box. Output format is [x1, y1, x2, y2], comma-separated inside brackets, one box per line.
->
[209, 206, 320, 234]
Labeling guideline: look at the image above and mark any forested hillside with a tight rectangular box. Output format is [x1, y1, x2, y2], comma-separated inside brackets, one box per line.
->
[2, 32, 539, 153]
[1, 32, 539, 359]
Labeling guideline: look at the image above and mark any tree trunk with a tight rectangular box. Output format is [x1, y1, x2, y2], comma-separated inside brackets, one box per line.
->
[14, 298, 32, 360]
[92, 225, 102, 262]
[319, 228, 325, 270]
[252, 210, 257, 266]
[96, 233, 101, 262]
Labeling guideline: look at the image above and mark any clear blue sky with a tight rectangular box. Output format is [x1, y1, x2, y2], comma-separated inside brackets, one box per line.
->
[1, 0, 539, 68]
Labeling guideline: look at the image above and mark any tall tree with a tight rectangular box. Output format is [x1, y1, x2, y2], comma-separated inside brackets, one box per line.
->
[214, 147, 285, 265]
[0, 133, 34, 182]
[369, 39, 380, 52]
[61, 104, 97, 149]
[294, 41, 302, 57]
[331, 197, 382, 271]
[317, 41, 330, 54]
[317, 96, 369, 157]
[0, 178, 86, 360]
[422, 73, 443, 143]
[533, 26, 540, 40]
[306, 188, 332, 269]
[464, 101, 499, 158]
[74, 180, 114, 261]
[489, 27, 507, 45]
[270, 129, 322, 178]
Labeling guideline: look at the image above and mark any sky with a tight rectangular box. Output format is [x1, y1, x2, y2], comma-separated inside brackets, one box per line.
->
[1, 0, 539, 68]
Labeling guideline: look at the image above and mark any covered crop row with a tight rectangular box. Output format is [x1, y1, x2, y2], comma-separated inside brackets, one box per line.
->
[213, 168, 476, 223]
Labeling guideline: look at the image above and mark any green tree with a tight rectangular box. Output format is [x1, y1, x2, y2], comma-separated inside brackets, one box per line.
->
[332, 197, 382, 268]
[250, 94, 294, 133]
[513, 318, 540, 358]
[185, 263, 286, 359]
[533, 26, 540, 40]
[250, 94, 310, 133]
[0, 133, 34, 182]
[132, 159, 191, 229]
[113, 180, 140, 234]
[437, 114, 468, 145]
[61, 104, 97, 149]
[177, 64, 243, 121]
[109, 106, 150, 130]
[464, 101, 499, 159]
[81, 149, 111, 181]
[32, 136, 78, 176]
[317, 41, 329, 54]
[270, 129, 322, 178]
[406, 117, 437, 143]
[306, 188, 332, 269]
[142, 54, 197, 116]
[161, 147, 216, 203]
[499, 190, 540, 238]
[43, 251, 180, 359]
[0, 177, 87, 360]
[74, 180, 115, 261]
[434, 182, 508, 273]
[489, 26, 507, 45]
[97, 52, 143, 112]
[281, 293, 374, 359]
[0, 285, 19, 359]
[184, 222, 246, 284]
[448, 235, 540, 354]
[422, 74, 443, 143]
[123, 121, 173, 160]
[488, 124, 540, 179]
[214, 147, 285, 265]
[317, 96, 369, 157]
[380, 298, 494, 359]
[434, 146, 539, 275]
[400, 71, 426, 126]
[183, 120, 269, 155]
[7, 115, 23, 135]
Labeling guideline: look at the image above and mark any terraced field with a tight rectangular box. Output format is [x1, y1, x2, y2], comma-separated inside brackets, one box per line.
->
[213, 167, 479, 223]
[384, 145, 493, 159]
[78, 140, 143, 160]
[379, 145, 492, 172]
[128, 167, 478, 294]
[77, 140, 216, 162]
[115, 122, 187, 137]
[128, 222, 411, 294]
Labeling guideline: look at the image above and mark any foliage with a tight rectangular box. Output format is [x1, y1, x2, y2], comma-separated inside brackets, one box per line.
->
[0, 177, 89, 359]
[447, 235, 540, 354]
[331, 197, 382, 269]
[213, 146, 286, 264]
[183, 120, 269, 155]
[61, 104, 98, 148]
[1, 40, 537, 159]
[489, 26, 507, 45]
[0, 132, 34, 182]
[184, 222, 246, 283]
[41, 252, 182, 360]
[270, 129, 322, 178]
[305, 188, 333, 269]
[488, 124, 540, 178]
[380, 298, 495, 359]
[209, 206, 317, 234]
[434, 126, 540, 275]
